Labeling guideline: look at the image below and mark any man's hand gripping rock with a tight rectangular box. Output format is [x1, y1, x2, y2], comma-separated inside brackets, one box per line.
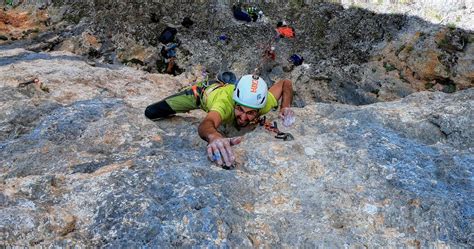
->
[207, 135, 242, 168]
[279, 107, 296, 127]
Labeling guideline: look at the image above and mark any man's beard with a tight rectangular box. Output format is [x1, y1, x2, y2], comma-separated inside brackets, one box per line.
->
[237, 119, 250, 127]
[236, 116, 259, 128]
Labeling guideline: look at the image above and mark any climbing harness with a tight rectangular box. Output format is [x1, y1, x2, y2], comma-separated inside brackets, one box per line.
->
[259, 116, 294, 141]
[191, 85, 203, 106]
[189, 72, 228, 107]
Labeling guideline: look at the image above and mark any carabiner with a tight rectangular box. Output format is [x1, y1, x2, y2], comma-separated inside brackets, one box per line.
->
[275, 132, 294, 141]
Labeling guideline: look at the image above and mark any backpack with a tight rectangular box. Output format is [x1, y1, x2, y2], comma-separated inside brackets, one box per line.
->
[158, 27, 177, 44]
[246, 7, 259, 22]
[233, 5, 251, 22]
[276, 27, 295, 38]
[289, 54, 304, 66]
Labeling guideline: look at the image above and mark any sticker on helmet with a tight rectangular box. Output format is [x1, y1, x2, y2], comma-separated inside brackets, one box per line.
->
[251, 79, 259, 93]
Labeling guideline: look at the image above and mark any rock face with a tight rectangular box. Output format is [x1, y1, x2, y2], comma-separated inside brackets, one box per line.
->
[0, 7, 50, 42]
[1, 0, 473, 247]
[337, 0, 474, 30]
[0, 45, 473, 247]
[1, 1, 472, 106]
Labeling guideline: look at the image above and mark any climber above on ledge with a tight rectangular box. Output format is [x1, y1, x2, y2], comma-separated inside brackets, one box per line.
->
[144, 73, 295, 168]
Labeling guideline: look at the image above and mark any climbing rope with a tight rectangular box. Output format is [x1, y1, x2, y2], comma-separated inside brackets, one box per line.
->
[252, 27, 277, 77]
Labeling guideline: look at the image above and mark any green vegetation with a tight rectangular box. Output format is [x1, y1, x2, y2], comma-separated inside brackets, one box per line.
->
[64, 14, 82, 24]
[468, 34, 474, 44]
[443, 84, 456, 93]
[447, 23, 457, 30]
[289, 0, 305, 8]
[383, 62, 397, 72]
[424, 82, 434, 89]
[437, 38, 449, 48]
[313, 17, 327, 41]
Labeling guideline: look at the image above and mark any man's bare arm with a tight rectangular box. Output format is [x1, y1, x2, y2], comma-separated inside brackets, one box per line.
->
[198, 111, 223, 142]
[269, 79, 293, 108]
[269, 79, 295, 126]
[198, 111, 242, 167]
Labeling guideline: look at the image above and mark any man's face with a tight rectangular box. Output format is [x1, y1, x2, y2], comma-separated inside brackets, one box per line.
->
[234, 105, 259, 127]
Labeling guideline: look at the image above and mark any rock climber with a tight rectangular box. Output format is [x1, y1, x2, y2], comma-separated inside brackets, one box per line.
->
[144, 73, 295, 167]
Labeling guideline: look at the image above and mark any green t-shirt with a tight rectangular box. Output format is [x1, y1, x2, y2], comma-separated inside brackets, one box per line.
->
[202, 84, 278, 124]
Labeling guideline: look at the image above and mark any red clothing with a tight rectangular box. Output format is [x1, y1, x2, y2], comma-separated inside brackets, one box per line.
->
[276, 27, 295, 38]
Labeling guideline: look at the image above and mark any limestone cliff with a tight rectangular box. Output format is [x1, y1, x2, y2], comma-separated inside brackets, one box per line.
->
[0, 1, 473, 247]
[1, 45, 472, 248]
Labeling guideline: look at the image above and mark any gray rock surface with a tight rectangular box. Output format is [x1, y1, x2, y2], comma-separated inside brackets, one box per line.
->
[1, 1, 473, 247]
[0, 45, 473, 247]
[337, 0, 474, 30]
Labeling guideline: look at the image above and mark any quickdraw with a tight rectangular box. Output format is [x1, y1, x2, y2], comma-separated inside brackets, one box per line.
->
[259, 116, 294, 141]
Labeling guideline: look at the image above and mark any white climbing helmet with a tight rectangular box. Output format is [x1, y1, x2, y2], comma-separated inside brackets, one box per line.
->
[233, 74, 268, 109]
